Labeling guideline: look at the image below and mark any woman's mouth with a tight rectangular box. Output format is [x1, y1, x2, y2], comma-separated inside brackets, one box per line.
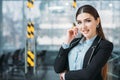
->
[82, 30, 89, 34]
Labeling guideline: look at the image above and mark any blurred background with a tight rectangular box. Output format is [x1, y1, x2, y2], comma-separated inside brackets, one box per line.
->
[0, 0, 120, 80]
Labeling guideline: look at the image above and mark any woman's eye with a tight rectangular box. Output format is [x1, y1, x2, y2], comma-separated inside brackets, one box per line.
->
[86, 20, 91, 22]
[77, 21, 82, 24]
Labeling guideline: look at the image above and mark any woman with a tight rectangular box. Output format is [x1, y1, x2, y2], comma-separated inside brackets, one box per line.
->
[54, 5, 113, 80]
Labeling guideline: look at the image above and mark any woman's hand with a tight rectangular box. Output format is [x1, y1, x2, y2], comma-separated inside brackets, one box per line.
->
[59, 71, 66, 80]
[64, 27, 78, 44]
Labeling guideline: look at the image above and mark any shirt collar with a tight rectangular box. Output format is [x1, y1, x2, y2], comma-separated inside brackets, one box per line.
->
[79, 35, 97, 44]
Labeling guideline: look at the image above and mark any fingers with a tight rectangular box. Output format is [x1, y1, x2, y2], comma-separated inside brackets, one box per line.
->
[68, 27, 78, 37]
[59, 71, 66, 80]
[73, 27, 78, 37]
[60, 76, 63, 80]
[65, 27, 79, 44]
[59, 74, 63, 80]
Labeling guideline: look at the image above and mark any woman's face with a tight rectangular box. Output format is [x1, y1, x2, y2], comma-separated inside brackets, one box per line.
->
[76, 13, 99, 40]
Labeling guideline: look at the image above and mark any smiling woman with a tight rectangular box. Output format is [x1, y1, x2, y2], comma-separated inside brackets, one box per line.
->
[54, 5, 113, 80]
[76, 13, 99, 40]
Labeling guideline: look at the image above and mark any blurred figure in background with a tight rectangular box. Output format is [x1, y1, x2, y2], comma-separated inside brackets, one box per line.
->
[54, 5, 113, 80]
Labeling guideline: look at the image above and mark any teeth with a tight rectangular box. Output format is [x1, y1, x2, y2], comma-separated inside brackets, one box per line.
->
[83, 30, 89, 34]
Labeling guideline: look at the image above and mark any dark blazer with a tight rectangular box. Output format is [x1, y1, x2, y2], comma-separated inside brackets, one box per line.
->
[54, 35, 113, 80]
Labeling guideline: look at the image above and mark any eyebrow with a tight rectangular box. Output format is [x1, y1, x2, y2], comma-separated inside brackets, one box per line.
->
[77, 17, 91, 22]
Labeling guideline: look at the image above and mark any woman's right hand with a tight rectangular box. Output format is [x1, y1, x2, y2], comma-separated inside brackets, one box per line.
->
[59, 71, 67, 80]
[64, 27, 78, 44]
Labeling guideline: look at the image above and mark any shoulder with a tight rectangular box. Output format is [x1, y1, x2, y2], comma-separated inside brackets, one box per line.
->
[99, 39, 113, 49]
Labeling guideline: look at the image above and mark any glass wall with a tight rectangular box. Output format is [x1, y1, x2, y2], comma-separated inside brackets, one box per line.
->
[1, 0, 120, 50]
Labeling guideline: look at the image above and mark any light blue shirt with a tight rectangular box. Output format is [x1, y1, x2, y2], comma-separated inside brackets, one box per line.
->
[62, 35, 97, 71]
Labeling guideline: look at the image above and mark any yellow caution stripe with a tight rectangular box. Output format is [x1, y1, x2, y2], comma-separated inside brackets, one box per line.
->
[27, 57, 34, 67]
[27, 50, 34, 60]
[27, 0, 34, 8]
[27, 22, 34, 38]
[72, 0, 77, 8]
[27, 50, 34, 67]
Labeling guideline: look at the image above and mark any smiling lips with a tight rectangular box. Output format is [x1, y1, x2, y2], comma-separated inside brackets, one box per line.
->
[82, 30, 89, 34]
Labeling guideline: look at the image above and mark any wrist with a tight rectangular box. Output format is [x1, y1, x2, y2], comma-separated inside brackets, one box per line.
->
[64, 38, 72, 44]
[62, 43, 70, 49]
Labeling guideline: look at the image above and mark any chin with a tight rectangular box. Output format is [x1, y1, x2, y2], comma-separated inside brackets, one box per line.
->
[83, 34, 89, 39]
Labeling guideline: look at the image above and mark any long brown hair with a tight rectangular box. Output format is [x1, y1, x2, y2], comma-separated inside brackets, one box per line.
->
[76, 5, 107, 80]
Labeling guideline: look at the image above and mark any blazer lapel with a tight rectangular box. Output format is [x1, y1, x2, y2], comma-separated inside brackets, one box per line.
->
[82, 36, 101, 68]
[69, 37, 82, 49]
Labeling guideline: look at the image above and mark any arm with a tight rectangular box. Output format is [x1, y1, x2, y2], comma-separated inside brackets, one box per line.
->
[54, 38, 81, 73]
[65, 41, 113, 80]
[54, 27, 79, 73]
[54, 47, 70, 73]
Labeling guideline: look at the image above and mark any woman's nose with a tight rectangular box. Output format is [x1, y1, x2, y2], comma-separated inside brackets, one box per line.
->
[81, 23, 86, 29]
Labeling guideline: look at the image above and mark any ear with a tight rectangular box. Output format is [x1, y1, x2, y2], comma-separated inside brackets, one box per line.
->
[96, 17, 100, 25]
